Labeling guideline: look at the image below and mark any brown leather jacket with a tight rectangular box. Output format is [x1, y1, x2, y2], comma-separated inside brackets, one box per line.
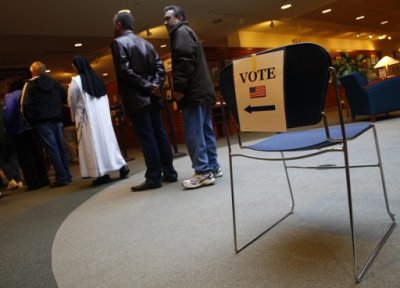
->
[111, 31, 165, 114]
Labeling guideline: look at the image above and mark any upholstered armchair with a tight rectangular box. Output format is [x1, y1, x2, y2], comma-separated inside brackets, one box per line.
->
[339, 72, 400, 121]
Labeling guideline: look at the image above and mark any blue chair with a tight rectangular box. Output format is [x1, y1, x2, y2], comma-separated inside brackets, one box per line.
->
[340, 72, 400, 121]
[219, 43, 395, 283]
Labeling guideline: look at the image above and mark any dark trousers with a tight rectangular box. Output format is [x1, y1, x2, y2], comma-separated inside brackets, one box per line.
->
[0, 137, 22, 182]
[129, 105, 176, 185]
[35, 122, 72, 184]
[14, 129, 49, 190]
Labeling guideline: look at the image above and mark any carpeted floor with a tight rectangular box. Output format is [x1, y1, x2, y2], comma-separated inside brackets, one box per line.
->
[1, 115, 399, 288]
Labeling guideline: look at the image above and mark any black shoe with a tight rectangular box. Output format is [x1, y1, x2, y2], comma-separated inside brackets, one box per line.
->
[92, 174, 111, 186]
[49, 181, 68, 188]
[162, 173, 178, 183]
[131, 181, 161, 192]
[119, 165, 130, 179]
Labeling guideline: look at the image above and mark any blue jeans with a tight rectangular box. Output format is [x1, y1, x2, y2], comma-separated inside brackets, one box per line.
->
[182, 104, 220, 174]
[35, 122, 72, 184]
[129, 105, 176, 185]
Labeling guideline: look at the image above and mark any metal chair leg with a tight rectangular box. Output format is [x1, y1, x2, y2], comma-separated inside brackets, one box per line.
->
[230, 153, 295, 253]
[344, 127, 396, 283]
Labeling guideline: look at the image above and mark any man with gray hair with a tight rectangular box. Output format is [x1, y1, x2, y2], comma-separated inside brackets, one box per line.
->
[22, 61, 72, 187]
[111, 10, 177, 191]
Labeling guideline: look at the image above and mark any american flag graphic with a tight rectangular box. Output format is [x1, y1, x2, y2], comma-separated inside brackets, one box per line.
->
[249, 85, 266, 98]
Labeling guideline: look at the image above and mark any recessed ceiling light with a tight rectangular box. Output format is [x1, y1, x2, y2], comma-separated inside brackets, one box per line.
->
[356, 15, 365, 20]
[380, 21, 389, 25]
[74, 43, 83, 47]
[322, 9, 332, 14]
[45, 69, 51, 73]
[281, 4, 292, 10]
[160, 44, 167, 48]
[388, 36, 392, 40]
[102, 73, 108, 77]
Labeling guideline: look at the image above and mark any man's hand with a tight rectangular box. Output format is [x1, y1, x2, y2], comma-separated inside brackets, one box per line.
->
[151, 85, 161, 96]
[173, 91, 184, 101]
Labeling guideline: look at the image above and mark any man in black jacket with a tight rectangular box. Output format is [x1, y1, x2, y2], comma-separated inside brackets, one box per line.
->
[22, 61, 72, 187]
[111, 10, 177, 191]
[164, 5, 222, 189]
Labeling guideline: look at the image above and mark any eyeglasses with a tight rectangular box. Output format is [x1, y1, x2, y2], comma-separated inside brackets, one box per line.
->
[163, 16, 172, 21]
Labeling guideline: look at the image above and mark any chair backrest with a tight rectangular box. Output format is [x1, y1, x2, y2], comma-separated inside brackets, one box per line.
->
[219, 43, 332, 129]
[339, 72, 368, 113]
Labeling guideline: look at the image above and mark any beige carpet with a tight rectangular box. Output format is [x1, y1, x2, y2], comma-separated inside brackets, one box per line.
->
[52, 118, 400, 288]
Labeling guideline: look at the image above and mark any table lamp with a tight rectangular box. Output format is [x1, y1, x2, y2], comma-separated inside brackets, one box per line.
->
[374, 56, 400, 77]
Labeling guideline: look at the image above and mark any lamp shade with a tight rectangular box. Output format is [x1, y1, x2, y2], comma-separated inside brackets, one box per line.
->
[374, 56, 400, 68]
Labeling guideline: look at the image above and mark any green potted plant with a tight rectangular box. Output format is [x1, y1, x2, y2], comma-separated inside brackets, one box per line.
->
[334, 52, 377, 81]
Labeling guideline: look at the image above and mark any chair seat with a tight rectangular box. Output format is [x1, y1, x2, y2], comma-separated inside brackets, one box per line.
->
[248, 122, 372, 151]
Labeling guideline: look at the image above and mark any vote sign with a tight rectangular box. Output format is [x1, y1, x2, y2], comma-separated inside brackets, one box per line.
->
[233, 50, 286, 132]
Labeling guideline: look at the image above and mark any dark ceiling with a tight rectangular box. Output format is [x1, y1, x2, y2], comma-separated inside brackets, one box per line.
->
[0, 0, 399, 85]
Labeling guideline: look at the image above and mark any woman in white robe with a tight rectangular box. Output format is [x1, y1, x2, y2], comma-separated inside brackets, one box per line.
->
[68, 55, 129, 185]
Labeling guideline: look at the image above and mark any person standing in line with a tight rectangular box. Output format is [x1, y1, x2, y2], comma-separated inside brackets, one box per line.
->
[0, 97, 23, 191]
[163, 5, 222, 189]
[68, 55, 129, 186]
[22, 61, 72, 187]
[4, 78, 50, 190]
[111, 10, 178, 191]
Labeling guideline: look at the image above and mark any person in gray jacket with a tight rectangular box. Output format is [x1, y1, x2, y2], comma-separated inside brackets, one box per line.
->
[111, 10, 177, 191]
[163, 5, 222, 189]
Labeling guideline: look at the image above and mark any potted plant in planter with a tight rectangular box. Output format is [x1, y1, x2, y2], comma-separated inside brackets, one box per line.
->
[334, 52, 377, 81]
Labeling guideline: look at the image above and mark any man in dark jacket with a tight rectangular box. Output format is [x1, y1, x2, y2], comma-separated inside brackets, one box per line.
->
[22, 61, 72, 187]
[164, 5, 222, 189]
[4, 78, 50, 190]
[111, 10, 177, 191]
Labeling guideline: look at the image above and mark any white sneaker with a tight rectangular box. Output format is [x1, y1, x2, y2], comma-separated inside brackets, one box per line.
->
[182, 172, 215, 189]
[17, 181, 24, 189]
[7, 179, 18, 190]
[212, 168, 223, 178]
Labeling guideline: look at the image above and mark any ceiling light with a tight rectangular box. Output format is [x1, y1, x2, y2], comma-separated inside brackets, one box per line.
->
[45, 69, 51, 73]
[322, 9, 332, 14]
[388, 36, 392, 40]
[380, 21, 389, 25]
[102, 73, 108, 77]
[378, 35, 387, 40]
[74, 43, 83, 47]
[160, 44, 167, 48]
[281, 4, 292, 10]
[356, 32, 360, 37]
[368, 34, 373, 39]
[356, 15, 365, 20]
